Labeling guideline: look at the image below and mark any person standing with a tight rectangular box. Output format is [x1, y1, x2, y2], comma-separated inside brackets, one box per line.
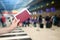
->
[38, 15, 43, 28]
[45, 15, 52, 28]
[26, 18, 30, 27]
[33, 17, 37, 27]
[1, 15, 6, 27]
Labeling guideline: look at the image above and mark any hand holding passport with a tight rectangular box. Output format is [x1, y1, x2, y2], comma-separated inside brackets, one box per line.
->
[14, 8, 31, 23]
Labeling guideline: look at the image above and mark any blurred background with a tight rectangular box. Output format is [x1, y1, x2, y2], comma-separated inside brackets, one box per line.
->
[0, 0, 60, 27]
[0, 0, 60, 40]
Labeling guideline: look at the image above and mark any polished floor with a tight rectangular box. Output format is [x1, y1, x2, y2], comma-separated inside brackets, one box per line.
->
[21, 25, 60, 40]
[0, 22, 60, 40]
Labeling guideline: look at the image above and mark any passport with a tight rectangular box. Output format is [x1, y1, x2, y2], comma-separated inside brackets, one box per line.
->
[14, 8, 31, 23]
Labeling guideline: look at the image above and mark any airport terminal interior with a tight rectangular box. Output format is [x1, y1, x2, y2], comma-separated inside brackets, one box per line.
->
[0, 0, 60, 40]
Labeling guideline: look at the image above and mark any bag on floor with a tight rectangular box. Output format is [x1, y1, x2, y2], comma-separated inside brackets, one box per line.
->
[40, 23, 44, 28]
[46, 22, 52, 28]
[57, 22, 60, 27]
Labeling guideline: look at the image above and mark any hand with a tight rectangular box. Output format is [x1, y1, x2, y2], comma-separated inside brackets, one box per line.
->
[19, 23, 22, 27]
[0, 19, 20, 34]
[11, 19, 20, 28]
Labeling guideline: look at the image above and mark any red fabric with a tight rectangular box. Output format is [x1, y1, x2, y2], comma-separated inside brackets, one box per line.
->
[1, 16, 6, 23]
[16, 10, 31, 23]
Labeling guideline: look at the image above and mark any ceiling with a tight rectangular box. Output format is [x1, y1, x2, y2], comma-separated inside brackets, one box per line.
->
[0, 0, 60, 12]
[28, 0, 60, 12]
[0, 0, 34, 11]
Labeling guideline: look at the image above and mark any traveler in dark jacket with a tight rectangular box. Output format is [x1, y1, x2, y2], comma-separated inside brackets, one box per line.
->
[38, 15, 43, 27]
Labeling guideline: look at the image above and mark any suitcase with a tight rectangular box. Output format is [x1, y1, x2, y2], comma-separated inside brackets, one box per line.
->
[46, 22, 52, 28]
[57, 22, 60, 27]
[40, 23, 44, 28]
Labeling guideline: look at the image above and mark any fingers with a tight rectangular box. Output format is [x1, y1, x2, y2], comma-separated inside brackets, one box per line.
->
[12, 18, 20, 24]
[15, 19, 20, 24]
[11, 18, 20, 28]
[19, 23, 22, 27]
[12, 19, 16, 23]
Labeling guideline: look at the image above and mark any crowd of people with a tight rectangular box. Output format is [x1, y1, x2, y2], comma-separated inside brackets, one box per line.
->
[22, 14, 60, 28]
[0, 13, 60, 28]
[0, 12, 60, 34]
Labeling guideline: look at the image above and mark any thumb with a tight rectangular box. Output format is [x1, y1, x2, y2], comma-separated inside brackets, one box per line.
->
[16, 19, 20, 24]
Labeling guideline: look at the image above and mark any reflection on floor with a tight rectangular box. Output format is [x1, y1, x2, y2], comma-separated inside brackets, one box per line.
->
[0, 23, 60, 40]
[0, 27, 32, 40]
[21, 25, 60, 40]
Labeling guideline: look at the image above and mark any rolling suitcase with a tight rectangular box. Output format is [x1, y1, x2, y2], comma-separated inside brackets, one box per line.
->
[40, 23, 44, 28]
[57, 22, 60, 27]
[46, 22, 52, 28]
